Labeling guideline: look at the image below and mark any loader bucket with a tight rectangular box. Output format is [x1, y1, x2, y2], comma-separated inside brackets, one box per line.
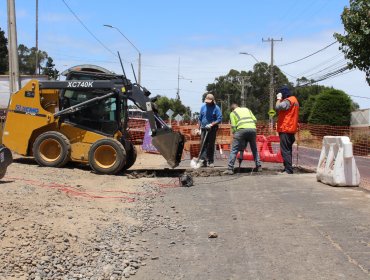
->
[0, 146, 13, 179]
[151, 131, 185, 168]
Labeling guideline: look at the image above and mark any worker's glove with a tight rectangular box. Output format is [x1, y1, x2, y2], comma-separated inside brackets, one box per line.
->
[276, 92, 282, 100]
[193, 129, 201, 136]
[205, 124, 212, 130]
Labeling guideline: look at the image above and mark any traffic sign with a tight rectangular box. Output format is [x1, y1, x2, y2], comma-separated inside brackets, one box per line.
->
[174, 114, 183, 122]
[166, 109, 174, 117]
[268, 109, 276, 117]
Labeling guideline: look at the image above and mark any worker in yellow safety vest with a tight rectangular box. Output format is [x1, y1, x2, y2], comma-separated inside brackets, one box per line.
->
[223, 103, 262, 175]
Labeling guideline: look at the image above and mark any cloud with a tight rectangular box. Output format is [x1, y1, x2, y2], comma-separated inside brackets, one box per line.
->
[1, 29, 367, 112]
[50, 29, 368, 113]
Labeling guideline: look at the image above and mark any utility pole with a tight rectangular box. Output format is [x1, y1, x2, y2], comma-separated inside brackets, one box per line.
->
[226, 94, 231, 110]
[35, 0, 38, 74]
[176, 57, 180, 100]
[241, 78, 245, 107]
[7, 0, 20, 95]
[176, 57, 191, 101]
[235, 75, 250, 107]
[263, 37, 282, 131]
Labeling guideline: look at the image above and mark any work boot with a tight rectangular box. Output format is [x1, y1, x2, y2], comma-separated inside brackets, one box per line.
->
[254, 166, 262, 172]
[208, 163, 215, 168]
[278, 171, 292, 175]
[222, 169, 234, 175]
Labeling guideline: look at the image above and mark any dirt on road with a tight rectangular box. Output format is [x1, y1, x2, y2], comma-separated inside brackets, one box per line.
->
[2, 148, 357, 280]
[0, 151, 181, 280]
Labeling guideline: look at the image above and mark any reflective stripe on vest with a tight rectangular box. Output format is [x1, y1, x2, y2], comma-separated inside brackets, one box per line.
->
[277, 96, 299, 133]
[232, 108, 256, 130]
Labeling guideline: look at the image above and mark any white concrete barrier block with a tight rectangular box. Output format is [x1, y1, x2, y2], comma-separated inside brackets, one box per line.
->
[316, 136, 361, 187]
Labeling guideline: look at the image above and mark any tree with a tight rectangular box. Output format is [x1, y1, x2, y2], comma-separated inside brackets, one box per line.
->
[18, 44, 49, 75]
[155, 96, 191, 121]
[206, 69, 243, 121]
[294, 83, 329, 122]
[308, 89, 352, 126]
[42, 57, 59, 79]
[334, 0, 370, 85]
[0, 31, 57, 75]
[301, 95, 317, 123]
[0, 27, 8, 74]
[206, 63, 290, 121]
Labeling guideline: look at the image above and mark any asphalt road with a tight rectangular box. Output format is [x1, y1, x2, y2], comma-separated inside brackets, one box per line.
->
[296, 146, 369, 176]
[134, 173, 370, 280]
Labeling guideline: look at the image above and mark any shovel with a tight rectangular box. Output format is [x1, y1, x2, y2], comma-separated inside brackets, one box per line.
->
[190, 130, 209, 169]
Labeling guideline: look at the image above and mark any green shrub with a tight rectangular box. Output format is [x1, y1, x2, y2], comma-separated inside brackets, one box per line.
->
[308, 89, 352, 126]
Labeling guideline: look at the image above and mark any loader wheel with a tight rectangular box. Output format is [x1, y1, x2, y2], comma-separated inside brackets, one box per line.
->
[0, 169, 6, 179]
[88, 139, 126, 175]
[122, 142, 137, 171]
[33, 132, 71, 168]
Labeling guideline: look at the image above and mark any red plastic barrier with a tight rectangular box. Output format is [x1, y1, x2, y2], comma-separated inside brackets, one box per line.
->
[260, 135, 283, 163]
[237, 135, 266, 160]
[237, 135, 283, 163]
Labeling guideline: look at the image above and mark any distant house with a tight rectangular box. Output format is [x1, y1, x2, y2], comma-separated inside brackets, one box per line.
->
[0, 75, 49, 107]
[351, 109, 370, 128]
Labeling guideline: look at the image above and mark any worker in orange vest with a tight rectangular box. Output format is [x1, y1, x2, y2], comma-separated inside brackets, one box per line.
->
[276, 86, 299, 174]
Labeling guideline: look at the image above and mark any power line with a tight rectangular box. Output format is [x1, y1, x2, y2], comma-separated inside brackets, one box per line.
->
[276, 0, 318, 35]
[278, 41, 338, 67]
[349, 95, 370, 100]
[298, 65, 350, 87]
[61, 0, 117, 57]
[312, 66, 349, 82]
[296, 54, 343, 77]
[280, 70, 299, 80]
[305, 61, 347, 78]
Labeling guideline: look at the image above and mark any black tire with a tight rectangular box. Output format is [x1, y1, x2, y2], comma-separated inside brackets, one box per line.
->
[122, 142, 137, 171]
[0, 169, 6, 179]
[88, 138, 126, 175]
[33, 131, 71, 167]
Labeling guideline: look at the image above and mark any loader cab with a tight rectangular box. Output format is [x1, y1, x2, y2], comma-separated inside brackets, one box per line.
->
[60, 68, 128, 136]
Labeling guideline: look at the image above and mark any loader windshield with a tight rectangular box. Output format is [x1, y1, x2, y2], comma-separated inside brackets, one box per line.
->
[62, 89, 121, 135]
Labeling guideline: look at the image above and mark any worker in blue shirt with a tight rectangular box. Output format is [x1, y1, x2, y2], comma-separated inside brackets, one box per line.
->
[198, 93, 222, 167]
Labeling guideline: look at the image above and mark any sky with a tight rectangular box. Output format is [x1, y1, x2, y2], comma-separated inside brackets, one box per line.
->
[0, 0, 369, 112]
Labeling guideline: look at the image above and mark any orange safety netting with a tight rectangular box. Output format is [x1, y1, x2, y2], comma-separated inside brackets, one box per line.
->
[160, 121, 369, 190]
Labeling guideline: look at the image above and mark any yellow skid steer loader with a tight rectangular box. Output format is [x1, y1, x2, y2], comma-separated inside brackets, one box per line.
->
[2, 65, 184, 174]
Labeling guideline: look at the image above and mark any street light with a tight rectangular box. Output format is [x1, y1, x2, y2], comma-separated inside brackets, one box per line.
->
[240, 52, 274, 131]
[239, 52, 270, 74]
[239, 52, 259, 64]
[104, 24, 142, 84]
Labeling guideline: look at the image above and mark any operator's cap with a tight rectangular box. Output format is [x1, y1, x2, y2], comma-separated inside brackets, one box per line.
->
[278, 86, 292, 99]
[205, 93, 215, 103]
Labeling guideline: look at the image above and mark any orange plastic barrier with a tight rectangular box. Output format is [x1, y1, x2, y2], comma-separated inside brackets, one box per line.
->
[237, 135, 283, 163]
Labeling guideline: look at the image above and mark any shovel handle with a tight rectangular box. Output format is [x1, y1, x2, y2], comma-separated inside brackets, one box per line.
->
[196, 130, 209, 163]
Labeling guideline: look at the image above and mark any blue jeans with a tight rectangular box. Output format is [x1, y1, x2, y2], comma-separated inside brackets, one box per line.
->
[227, 129, 261, 170]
